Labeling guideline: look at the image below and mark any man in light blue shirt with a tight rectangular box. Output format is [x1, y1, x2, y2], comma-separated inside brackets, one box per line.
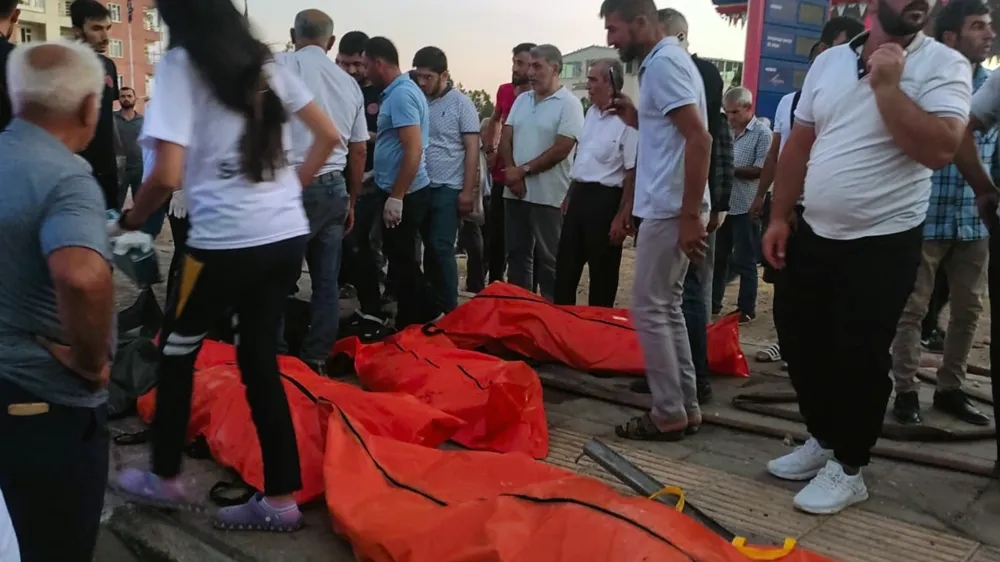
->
[364, 36, 440, 329]
[412, 46, 482, 313]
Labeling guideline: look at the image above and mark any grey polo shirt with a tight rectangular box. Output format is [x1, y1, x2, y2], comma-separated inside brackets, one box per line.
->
[426, 88, 481, 188]
[114, 110, 144, 170]
[0, 120, 113, 407]
[504, 86, 585, 208]
[633, 36, 711, 220]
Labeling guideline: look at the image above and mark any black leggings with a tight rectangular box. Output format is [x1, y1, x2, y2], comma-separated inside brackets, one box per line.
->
[151, 235, 307, 496]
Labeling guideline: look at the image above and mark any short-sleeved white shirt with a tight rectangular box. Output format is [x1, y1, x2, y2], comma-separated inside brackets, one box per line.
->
[772, 91, 795, 154]
[275, 46, 368, 176]
[0, 486, 17, 562]
[795, 32, 972, 240]
[633, 36, 711, 220]
[504, 87, 585, 208]
[140, 48, 312, 250]
[570, 105, 638, 187]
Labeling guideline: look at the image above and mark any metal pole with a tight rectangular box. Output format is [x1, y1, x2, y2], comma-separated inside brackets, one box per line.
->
[126, 2, 134, 88]
[582, 439, 736, 541]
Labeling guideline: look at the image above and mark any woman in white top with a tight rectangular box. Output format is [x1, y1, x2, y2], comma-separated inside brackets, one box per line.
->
[112, 0, 339, 532]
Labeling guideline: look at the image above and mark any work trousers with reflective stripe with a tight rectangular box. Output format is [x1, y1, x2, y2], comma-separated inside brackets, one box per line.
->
[151, 235, 306, 496]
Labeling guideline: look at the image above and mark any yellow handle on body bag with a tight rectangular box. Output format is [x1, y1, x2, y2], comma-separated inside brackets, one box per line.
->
[732, 537, 798, 560]
[647, 485, 685, 512]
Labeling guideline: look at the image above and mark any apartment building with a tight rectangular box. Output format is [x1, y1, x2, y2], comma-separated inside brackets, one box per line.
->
[16, 0, 165, 106]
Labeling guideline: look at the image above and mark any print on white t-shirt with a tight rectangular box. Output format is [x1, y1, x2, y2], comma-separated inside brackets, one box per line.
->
[139, 48, 313, 251]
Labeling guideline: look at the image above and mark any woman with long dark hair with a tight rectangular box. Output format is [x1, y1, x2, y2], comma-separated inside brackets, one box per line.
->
[112, 0, 339, 532]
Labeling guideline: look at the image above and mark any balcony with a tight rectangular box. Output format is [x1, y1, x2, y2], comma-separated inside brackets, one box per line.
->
[60, 0, 72, 18]
[17, 0, 45, 13]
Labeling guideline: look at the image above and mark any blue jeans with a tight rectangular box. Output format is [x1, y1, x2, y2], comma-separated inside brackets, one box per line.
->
[424, 185, 460, 313]
[712, 213, 758, 315]
[280, 175, 349, 363]
[682, 249, 711, 386]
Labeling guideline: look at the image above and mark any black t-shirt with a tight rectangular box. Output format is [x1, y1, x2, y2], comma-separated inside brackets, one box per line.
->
[692, 54, 725, 208]
[0, 35, 14, 131]
[361, 83, 382, 173]
[79, 54, 119, 209]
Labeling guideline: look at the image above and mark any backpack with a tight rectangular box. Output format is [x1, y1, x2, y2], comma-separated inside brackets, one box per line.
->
[789, 90, 802, 125]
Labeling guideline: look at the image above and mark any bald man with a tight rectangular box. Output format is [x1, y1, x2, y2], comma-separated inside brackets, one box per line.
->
[275, 9, 369, 375]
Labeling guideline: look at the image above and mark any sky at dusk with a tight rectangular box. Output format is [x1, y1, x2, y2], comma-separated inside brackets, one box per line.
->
[245, 0, 748, 94]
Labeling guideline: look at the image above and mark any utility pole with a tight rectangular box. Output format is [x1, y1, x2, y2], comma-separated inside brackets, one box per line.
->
[126, 0, 134, 87]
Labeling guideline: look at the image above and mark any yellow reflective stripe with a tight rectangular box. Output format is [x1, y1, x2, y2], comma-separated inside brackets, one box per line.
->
[175, 254, 203, 318]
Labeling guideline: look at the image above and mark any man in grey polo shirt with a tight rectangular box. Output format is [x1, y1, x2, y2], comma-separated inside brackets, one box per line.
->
[0, 40, 115, 562]
[412, 46, 481, 313]
[500, 44, 585, 301]
[601, 0, 713, 441]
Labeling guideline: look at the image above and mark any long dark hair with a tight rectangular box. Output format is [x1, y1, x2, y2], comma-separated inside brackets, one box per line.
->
[158, 0, 286, 183]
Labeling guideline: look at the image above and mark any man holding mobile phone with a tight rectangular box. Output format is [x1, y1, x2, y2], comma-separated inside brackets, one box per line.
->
[554, 58, 637, 307]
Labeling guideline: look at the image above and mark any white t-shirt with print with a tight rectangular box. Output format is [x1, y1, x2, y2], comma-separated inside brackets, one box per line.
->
[772, 91, 795, 154]
[795, 33, 972, 240]
[0, 486, 18, 562]
[140, 48, 312, 250]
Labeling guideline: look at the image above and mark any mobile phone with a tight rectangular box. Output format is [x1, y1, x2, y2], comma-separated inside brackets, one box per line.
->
[608, 65, 624, 98]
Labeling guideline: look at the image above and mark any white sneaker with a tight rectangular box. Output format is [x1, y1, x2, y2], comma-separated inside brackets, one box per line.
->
[793, 460, 869, 515]
[767, 437, 833, 481]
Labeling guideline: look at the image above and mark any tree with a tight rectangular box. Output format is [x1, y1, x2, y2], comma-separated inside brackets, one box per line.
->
[457, 83, 495, 119]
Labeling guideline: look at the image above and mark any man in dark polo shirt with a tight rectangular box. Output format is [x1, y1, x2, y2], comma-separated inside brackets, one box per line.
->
[337, 30, 391, 329]
[71, 0, 119, 210]
[0, 0, 19, 130]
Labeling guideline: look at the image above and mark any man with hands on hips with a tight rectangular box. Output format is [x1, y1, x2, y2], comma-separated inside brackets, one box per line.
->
[762, 0, 971, 515]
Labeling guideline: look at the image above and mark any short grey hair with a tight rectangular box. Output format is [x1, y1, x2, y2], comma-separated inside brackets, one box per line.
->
[530, 44, 563, 73]
[658, 8, 688, 35]
[591, 58, 624, 81]
[7, 39, 104, 114]
[293, 9, 334, 41]
[724, 86, 753, 107]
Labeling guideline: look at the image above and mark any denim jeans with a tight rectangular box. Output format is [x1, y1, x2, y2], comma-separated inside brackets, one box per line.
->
[424, 185, 460, 313]
[341, 184, 385, 316]
[712, 212, 759, 315]
[278, 175, 349, 363]
[378, 188, 441, 329]
[682, 249, 711, 387]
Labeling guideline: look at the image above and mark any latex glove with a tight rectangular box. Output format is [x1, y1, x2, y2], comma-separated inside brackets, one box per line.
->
[168, 191, 187, 219]
[112, 231, 155, 255]
[106, 210, 123, 239]
[383, 196, 403, 229]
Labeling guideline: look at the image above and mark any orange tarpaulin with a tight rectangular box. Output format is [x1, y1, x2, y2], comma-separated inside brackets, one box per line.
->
[431, 283, 644, 374]
[323, 407, 837, 562]
[334, 325, 548, 458]
[136, 342, 464, 503]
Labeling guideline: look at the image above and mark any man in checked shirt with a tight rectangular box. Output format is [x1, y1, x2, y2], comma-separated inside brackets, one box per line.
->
[890, 0, 995, 427]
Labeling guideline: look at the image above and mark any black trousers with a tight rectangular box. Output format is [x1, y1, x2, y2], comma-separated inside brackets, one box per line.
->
[488, 181, 507, 283]
[341, 189, 385, 316]
[153, 236, 306, 495]
[988, 234, 1000, 466]
[554, 182, 623, 307]
[166, 212, 189, 314]
[377, 189, 441, 329]
[775, 221, 921, 467]
[0, 379, 108, 562]
[459, 214, 487, 293]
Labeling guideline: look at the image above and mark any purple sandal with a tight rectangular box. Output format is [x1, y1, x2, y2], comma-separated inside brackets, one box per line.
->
[212, 494, 303, 533]
[112, 468, 205, 512]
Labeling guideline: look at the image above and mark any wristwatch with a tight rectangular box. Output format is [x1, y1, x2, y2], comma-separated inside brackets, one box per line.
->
[521, 164, 532, 176]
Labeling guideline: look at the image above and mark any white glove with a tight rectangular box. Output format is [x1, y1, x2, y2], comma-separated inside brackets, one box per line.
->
[382, 196, 403, 229]
[106, 210, 123, 239]
[168, 191, 187, 219]
[111, 231, 155, 255]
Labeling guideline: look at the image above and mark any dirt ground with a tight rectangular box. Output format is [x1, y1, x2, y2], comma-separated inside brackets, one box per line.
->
[526, 241, 994, 368]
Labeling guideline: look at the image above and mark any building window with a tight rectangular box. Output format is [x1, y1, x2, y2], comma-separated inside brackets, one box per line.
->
[18, 26, 31, 43]
[143, 8, 160, 32]
[558, 61, 582, 80]
[144, 40, 162, 65]
[61, 0, 71, 17]
[145, 74, 154, 97]
[17, 0, 45, 13]
[108, 39, 124, 58]
[107, 3, 122, 23]
[117, 75, 125, 89]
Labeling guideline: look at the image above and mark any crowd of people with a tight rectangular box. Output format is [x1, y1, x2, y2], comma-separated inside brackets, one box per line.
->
[0, 0, 999, 559]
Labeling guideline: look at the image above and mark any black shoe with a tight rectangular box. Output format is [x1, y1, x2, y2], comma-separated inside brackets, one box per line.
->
[921, 329, 946, 354]
[629, 379, 650, 394]
[711, 305, 722, 316]
[892, 391, 923, 425]
[304, 359, 328, 377]
[739, 311, 756, 325]
[933, 389, 991, 426]
[697, 383, 713, 404]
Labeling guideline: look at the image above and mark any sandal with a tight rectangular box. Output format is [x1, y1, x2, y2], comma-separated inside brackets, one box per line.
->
[213, 494, 304, 533]
[755, 343, 781, 363]
[615, 413, 686, 442]
[112, 468, 205, 512]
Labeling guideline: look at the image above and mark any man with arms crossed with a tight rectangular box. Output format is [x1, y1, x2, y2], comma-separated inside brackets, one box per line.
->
[277, 10, 368, 375]
[600, 0, 713, 441]
[763, 0, 971, 514]
[0, 40, 115, 562]
[500, 44, 584, 301]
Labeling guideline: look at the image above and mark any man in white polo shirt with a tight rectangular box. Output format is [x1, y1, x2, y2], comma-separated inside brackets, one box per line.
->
[275, 9, 369, 374]
[500, 44, 585, 301]
[412, 46, 481, 314]
[600, 0, 713, 442]
[554, 58, 638, 307]
[762, 0, 971, 514]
